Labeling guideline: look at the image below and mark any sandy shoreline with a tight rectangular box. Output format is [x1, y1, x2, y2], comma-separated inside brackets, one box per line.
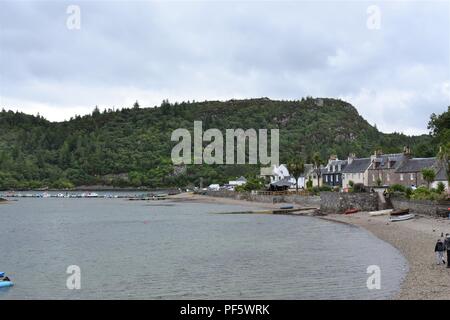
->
[169, 193, 450, 299]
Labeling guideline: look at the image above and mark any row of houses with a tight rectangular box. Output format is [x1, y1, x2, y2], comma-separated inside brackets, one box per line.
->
[264, 146, 448, 190]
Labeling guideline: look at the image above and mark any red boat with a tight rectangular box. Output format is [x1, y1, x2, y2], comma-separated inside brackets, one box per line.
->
[344, 208, 359, 215]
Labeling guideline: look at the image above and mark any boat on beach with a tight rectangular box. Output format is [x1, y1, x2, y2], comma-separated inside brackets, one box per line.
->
[369, 209, 393, 216]
[389, 213, 415, 222]
[344, 208, 359, 215]
[390, 208, 409, 216]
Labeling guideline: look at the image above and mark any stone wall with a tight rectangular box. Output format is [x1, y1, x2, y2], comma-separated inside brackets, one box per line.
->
[390, 195, 450, 218]
[205, 190, 321, 207]
[320, 192, 378, 214]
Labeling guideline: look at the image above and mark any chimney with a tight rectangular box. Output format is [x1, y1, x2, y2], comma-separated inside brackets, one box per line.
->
[403, 145, 412, 157]
[327, 154, 337, 166]
[348, 153, 355, 165]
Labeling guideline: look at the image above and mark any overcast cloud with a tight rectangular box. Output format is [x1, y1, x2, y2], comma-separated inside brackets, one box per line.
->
[0, 0, 449, 134]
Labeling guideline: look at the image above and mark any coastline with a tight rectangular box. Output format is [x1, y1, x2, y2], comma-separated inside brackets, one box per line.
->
[170, 193, 450, 300]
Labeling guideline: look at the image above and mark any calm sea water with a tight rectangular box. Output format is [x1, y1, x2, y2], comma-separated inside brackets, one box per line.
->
[0, 197, 408, 299]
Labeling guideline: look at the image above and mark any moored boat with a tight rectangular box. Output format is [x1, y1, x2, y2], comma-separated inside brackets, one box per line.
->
[0, 281, 13, 288]
[0, 272, 13, 288]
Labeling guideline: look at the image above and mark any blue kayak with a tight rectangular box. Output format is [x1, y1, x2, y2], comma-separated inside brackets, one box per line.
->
[0, 281, 13, 288]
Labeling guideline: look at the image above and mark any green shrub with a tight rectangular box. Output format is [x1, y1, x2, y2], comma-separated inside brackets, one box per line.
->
[410, 186, 446, 201]
[319, 185, 332, 192]
[235, 177, 265, 192]
[306, 179, 313, 189]
[405, 187, 413, 199]
[437, 182, 446, 194]
[388, 184, 406, 193]
[348, 180, 354, 187]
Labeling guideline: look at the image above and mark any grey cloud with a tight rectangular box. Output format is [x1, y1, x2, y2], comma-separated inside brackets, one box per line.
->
[0, 0, 448, 133]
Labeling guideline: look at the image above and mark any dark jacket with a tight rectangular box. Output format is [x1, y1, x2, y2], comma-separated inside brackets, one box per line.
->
[444, 238, 450, 251]
[436, 241, 445, 252]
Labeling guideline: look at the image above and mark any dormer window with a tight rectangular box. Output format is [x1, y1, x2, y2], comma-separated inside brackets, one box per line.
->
[389, 161, 395, 168]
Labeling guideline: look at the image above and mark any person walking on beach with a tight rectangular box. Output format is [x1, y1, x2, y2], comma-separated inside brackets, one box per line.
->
[445, 234, 450, 268]
[435, 239, 445, 265]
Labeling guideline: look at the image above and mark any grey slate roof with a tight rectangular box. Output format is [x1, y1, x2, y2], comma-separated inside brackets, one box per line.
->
[370, 153, 406, 170]
[395, 158, 436, 173]
[236, 176, 247, 182]
[342, 158, 371, 173]
[324, 160, 347, 174]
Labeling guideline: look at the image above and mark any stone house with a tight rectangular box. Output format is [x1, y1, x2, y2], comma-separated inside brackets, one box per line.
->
[367, 148, 410, 187]
[341, 155, 371, 188]
[395, 157, 448, 188]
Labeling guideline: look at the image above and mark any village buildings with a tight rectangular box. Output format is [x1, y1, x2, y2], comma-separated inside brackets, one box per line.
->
[262, 146, 448, 191]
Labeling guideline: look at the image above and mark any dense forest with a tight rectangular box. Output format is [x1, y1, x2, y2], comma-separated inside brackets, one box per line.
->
[0, 97, 443, 190]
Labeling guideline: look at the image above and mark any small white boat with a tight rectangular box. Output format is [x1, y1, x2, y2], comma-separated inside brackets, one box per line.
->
[369, 209, 393, 216]
[389, 213, 415, 222]
[86, 192, 99, 198]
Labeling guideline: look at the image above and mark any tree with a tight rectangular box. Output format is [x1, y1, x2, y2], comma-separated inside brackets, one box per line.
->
[133, 101, 140, 109]
[421, 168, 436, 188]
[429, 107, 450, 183]
[437, 143, 450, 184]
[287, 158, 305, 192]
[312, 152, 322, 188]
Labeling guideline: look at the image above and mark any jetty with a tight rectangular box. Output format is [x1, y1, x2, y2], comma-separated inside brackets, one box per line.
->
[213, 207, 318, 215]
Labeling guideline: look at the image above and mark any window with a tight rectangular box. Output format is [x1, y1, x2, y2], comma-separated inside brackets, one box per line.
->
[331, 175, 334, 182]
[386, 174, 390, 181]
[325, 175, 328, 182]
[336, 175, 339, 182]
[410, 173, 414, 181]
[372, 174, 375, 181]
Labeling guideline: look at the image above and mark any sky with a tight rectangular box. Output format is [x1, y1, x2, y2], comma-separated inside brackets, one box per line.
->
[0, 0, 449, 135]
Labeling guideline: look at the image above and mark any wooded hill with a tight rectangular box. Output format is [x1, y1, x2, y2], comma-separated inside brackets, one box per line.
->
[0, 97, 438, 189]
